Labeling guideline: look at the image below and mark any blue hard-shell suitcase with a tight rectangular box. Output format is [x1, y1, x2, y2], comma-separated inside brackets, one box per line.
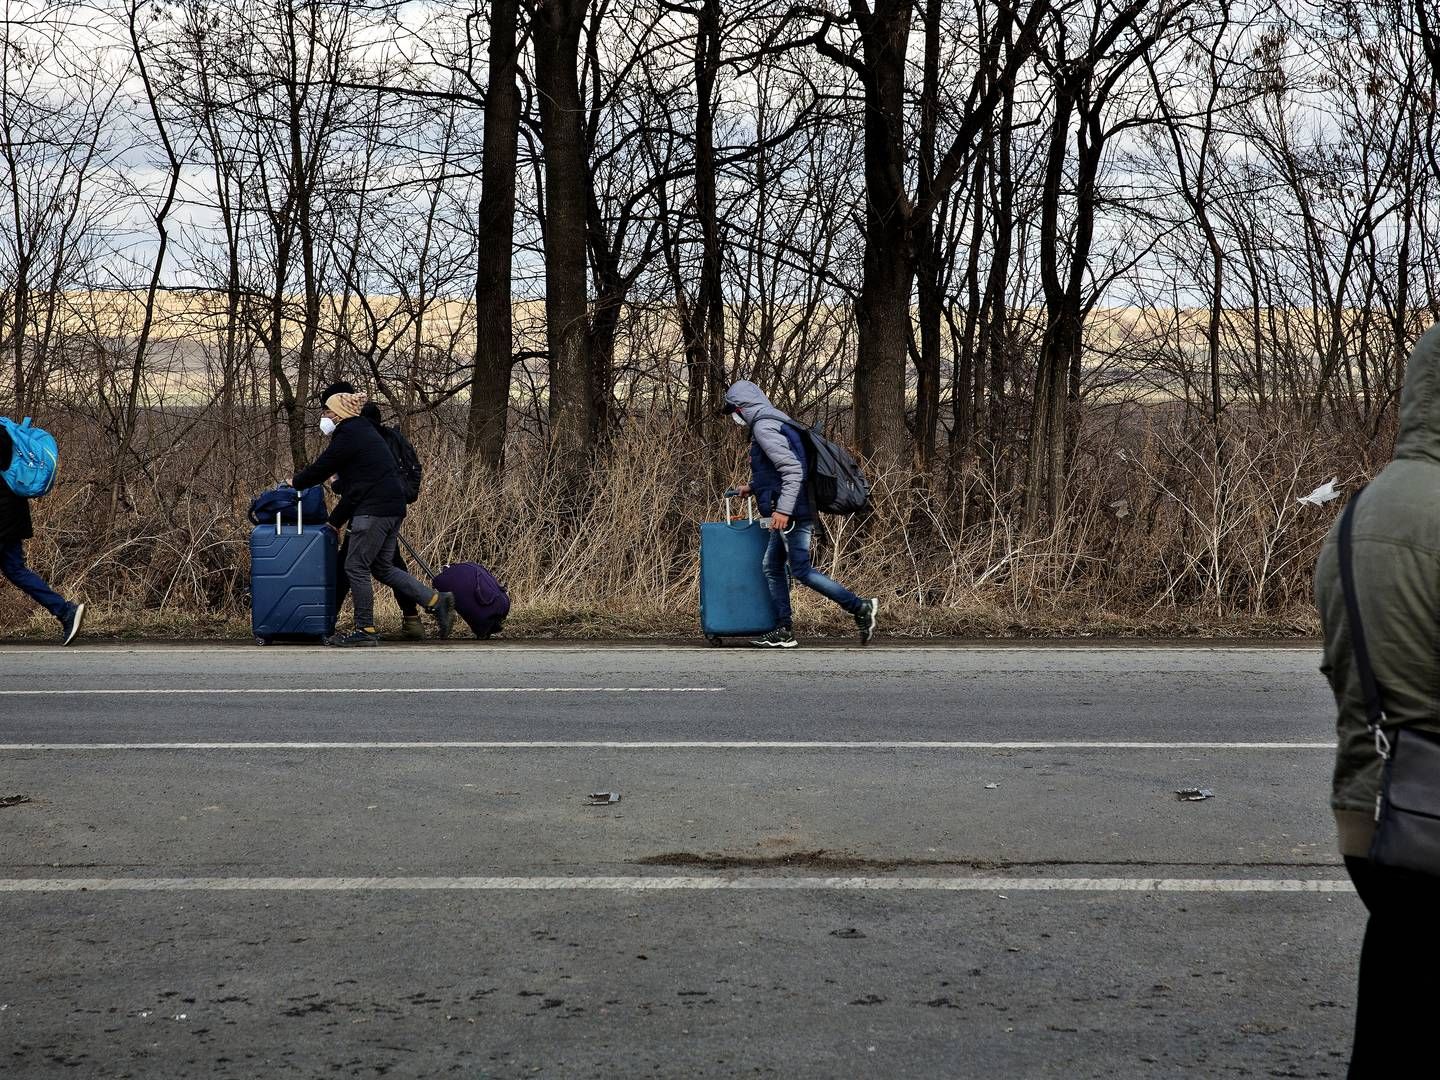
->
[249, 502, 338, 645]
[699, 496, 778, 645]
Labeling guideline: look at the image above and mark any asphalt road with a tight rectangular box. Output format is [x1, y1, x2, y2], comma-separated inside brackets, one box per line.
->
[0, 644, 1356, 1078]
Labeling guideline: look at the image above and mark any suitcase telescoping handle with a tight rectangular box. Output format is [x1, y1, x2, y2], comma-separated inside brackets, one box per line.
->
[722, 491, 756, 528]
[275, 491, 304, 536]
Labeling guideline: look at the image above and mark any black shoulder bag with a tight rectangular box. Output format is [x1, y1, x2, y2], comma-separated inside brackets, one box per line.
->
[1338, 493, 1440, 875]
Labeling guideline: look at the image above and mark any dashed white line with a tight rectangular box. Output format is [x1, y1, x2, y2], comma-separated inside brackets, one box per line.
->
[0, 875, 1352, 894]
[0, 740, 1333, 751]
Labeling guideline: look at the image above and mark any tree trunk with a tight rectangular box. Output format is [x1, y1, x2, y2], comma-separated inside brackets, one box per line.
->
[1023, 66, 1072, 528]
[912, 0, 943, 470]
[914, 225, 944, 469]
[982, 91, 1013, 466]
[283, 0, 316, 472]
[952, 155, 987, 472]
[466, 0, 522, 471]
[696, 0, 725, 428]
[852, 0, 914, 467]
[534, 0, 594, 464]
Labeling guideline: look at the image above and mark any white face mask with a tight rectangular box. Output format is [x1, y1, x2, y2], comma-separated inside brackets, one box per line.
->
[319, 417, 337, 437]
[731, 411, 747, 427]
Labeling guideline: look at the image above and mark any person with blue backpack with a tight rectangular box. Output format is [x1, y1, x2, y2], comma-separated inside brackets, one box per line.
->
[0, 417, 84, 645]
[723, 380, 878, 648]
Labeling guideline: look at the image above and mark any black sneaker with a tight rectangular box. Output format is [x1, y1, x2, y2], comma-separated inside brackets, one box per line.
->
[59, 603, 85, 647]
[854, 598, 879, 645]
[430, 592, 456, 640]
[328, 629, 379, 648]
[751, 628, 798, 649]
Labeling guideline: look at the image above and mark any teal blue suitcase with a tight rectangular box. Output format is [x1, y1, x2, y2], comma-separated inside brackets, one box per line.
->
[699, 497, 778, 645]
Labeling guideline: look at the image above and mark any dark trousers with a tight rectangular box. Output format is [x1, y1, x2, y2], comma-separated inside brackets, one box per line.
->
[1344, 855, 1440, 1077]
[0, 541, 69, 621]
[343, 515, 433, 630]
[337, 531, 420, 618]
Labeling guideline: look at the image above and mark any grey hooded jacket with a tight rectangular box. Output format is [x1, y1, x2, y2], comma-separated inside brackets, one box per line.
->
[725, 381, 806, 517]
[1316, 320, 1440, 856]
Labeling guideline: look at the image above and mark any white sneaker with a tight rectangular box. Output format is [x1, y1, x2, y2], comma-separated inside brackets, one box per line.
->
[60, 603, 85, 647]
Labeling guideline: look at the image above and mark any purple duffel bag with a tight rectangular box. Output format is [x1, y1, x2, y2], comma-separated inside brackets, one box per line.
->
[432, 560, 510, 639]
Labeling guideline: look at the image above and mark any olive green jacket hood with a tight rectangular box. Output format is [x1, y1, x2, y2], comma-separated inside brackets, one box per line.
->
[1393, 321, 1440, 466]
[1316, 320, 1440, 853]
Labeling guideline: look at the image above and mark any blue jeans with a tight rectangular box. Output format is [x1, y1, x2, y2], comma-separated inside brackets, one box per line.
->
[763, 520, 861, 629]
[1, 541, 70, 621]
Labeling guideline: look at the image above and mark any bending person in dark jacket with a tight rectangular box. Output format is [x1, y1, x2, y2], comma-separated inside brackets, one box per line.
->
[0, 423, 84, 645]
[289, 390, 453, 647]
[327, 395, 425, 640]
[724, 380, 877, 648]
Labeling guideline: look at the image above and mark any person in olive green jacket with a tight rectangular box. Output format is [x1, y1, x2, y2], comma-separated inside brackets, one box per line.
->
[1315, 319, 1440, 1077]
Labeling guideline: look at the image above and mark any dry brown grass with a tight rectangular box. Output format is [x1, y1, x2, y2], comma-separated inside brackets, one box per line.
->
[0, 408, 1340, 641]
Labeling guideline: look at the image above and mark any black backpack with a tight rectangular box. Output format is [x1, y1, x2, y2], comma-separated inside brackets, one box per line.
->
[379, 425, 424, 504]
[795, 424, 869, 515]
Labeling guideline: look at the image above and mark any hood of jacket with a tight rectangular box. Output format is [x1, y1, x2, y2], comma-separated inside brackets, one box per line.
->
[725, 381, 798, 430]
[1394, 322, 1440, 466]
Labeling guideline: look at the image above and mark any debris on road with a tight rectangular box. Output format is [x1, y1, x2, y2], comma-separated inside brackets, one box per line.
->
[587, 791, 621, 805]
[0, 795, 31, 809]
[984, 783, 999, 790]
[830, 928, 866, 939]
[1175, 787, 1215, 801]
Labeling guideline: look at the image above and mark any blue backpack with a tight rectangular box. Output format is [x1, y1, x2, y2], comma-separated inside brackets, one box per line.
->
[1, 417, 59, 498]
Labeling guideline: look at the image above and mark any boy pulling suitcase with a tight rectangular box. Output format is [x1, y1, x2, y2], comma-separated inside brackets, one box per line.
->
[723, 381, 877, 648]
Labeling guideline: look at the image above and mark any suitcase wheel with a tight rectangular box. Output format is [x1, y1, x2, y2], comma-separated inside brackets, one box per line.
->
[706, 634, 724, 647]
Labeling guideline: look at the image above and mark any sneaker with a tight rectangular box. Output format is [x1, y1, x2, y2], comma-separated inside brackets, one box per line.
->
[751, 628, 798, 648]
[854, 598, 879, 645]
[430, 592, 456, 640]
[59, 603, 85, 647]
[400, 615, 426, 641]
[328, 628, 379, 648]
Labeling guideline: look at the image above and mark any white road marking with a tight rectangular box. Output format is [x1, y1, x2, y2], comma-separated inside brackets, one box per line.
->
[0, 875, 1351, 893]
[0, 740, 1332, 751]
[0, 687, 724, 696]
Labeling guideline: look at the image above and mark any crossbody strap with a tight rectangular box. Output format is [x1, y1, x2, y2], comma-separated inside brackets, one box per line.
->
[1336, 492, 1391, 760]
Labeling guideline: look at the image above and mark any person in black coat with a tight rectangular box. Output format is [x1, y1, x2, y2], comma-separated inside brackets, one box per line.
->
[331, 399, 425, 639]
[1, 423, 84, 644]
[288, 388, 452, 647]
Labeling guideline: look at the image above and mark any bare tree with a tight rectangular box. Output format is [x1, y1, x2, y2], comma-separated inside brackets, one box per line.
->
[1022, 0, 1195, 527]
[801, 0, 1049, 464]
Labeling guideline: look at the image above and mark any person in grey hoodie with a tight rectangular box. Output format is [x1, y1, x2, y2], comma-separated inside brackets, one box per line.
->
[724, 381, 878, 647]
